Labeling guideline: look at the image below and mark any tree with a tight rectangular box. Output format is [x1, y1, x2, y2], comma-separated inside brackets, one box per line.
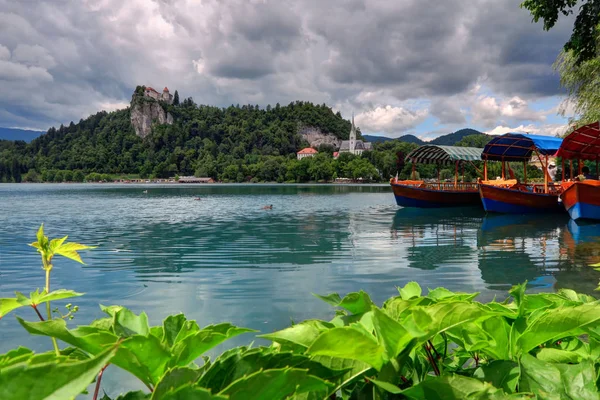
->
[63, 170, 74, 182]
[520, 0, 600, 64]
[73, 170, 85, 182]
[455, 134, 492, 148]
[173, 90, 180, 106]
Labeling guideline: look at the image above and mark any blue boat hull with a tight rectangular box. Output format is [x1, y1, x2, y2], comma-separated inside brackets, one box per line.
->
[479, 184, 564, 214]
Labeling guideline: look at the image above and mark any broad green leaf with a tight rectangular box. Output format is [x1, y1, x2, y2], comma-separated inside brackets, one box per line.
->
[36, 223, 45, 246]
[536, 348, 583, 364]
[426, 287, 479, 302]
[519, 353, 599, 400]
[54, 241, 96, 264]
[509, 282, 527, 316]
[151, 367, 203, 400]
[0, 347, 34, 368]
[371, 307, 414, 359]
[259, 320, 332, 348]
[17, 317, 170, 386]
[401, 374, 499, 399]
[311, 355, 372, 397]
[101, 391, 150, 400]
[113, 308, 150, 337]
[198, 347, 346, 394]
[313, 292, 342, 307]
[49, 236, 68, 253]
[15, 289, 84, 307]
[218, 367, 332, 400]
[473, 360, 519, 393]
[338, 291, 374, 314]
[170, 323, 256, 367]
[399, 281, 422, 300]
[161, 386, 226, 400]
[0, 297, 23, 319]
[411, 301, 492, 340]
[307, 327, 385, 370]
[0, 343, 117, 400]
[367, 378, 402, 394]
[517, 303, 600, 354]
[162, 314, 187, 347]
[481, 317, 511, 360]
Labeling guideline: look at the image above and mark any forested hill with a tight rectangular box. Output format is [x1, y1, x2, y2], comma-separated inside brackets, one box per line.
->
[1, 100, 395, 183]
[430, 128, 485, 145]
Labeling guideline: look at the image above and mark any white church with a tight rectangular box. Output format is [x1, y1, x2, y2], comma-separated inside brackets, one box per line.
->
[338, 114, 372, 156]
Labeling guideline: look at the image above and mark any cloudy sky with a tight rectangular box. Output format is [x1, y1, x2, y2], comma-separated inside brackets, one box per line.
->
[0, 0, 576, 139]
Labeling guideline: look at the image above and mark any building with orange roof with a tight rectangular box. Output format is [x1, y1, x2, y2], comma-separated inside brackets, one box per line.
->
[144, 85, 173, 104]
[297, 147, 318, 160]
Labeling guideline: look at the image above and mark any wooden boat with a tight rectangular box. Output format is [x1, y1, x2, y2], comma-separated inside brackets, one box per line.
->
[478, 133, 564, 214]
[390, 145, 483, 208]
[557, 122, 600, 221]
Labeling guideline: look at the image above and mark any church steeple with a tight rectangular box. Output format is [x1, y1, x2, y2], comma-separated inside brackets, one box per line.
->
[349, 112, 356, 154]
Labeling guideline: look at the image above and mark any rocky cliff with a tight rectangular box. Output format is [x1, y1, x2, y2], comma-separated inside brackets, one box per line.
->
[130, 94, 173, 138]
[299, 126, 341, 149]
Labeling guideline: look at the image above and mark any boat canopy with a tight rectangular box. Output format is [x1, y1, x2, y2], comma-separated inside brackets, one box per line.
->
[556, 121, 600, 160]
[405, 145, 483, 165]
[482, 133, 563, 161]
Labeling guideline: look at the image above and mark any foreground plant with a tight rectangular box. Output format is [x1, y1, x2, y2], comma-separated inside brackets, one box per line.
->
[2, 226, 600, 399]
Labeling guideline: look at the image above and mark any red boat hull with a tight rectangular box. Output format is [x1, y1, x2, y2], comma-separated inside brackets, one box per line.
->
[479, 183, 564, 214]
[560, 181, 600, 221]
[391, 181, 481, 208]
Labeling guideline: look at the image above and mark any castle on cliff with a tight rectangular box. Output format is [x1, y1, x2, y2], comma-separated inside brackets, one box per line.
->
[144, 86, 173, 104]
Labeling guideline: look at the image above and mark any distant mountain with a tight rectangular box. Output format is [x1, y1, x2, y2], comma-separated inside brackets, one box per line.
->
[0, 128, 45, 142]
[362, 134, 393, 144]
[430, 128, 485, 146]
[397, 134, 425, 145]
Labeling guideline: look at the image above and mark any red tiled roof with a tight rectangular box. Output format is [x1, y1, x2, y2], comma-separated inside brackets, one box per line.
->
[145, 87, 158, 93]
[333, 152, 339, 157]
[163, 87, 169, 92]
[297, 147, 318, 154]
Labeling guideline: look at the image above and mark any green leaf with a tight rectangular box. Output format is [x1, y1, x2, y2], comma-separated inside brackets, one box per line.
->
[426, 287, 479, 302]
[0, 343, 117, 400]
[161, 386, 226, 400]
[307, 327, 385, 370]
[151, 367, 203, 400]
[410, 301, 492, 341]
[517, 303, 600, 354]
[401, 374, 499, 399]
[162, 314, 187, 347]
[519, 353, 599, 400]
[113, 308, 150, 337]
[536, 348, 583, 364]
[218, 368, 332, 400]
[311, 356, 372, 397]
[36, 223, 45, 246]
[0, 347, 34, 368]
[15, 289, 84, 307]
[367, 378, 402, 394]
[54, 241, 96, 264]
[259, 320, 332, 348]
[0, 297, 23, 319]
[473, 360, 519, 393]
[371, 307, 414, 359]
[399, 281, 422, 300]
[338, 290, 374, 314]
[170, 323, 256, 367]
[480, 316, 511, 360]
[313, 292, 342, 307]
[102, 391, 150, 400]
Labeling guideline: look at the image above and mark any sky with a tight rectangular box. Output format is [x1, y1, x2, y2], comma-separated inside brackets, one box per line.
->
[0, 0, 577, 140]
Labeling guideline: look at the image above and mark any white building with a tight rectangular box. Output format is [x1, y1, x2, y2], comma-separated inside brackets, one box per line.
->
[339, 114, 371, 155]
[297, 147, 318, 160]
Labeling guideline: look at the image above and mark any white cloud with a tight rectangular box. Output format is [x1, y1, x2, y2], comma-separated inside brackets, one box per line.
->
[472, 95, 545, 127]
[0, 44, 9, 60]
[355, 105, 428, 135]
[486, 123, 568, 137]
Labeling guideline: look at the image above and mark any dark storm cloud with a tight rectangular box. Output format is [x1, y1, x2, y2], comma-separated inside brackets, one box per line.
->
[0, 0, 575, 132]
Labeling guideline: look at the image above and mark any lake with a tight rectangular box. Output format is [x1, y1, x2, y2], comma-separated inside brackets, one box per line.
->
[1, 183, 600, 396]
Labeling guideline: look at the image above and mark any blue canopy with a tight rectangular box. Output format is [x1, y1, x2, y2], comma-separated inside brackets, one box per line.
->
[482, 133, 563, 161]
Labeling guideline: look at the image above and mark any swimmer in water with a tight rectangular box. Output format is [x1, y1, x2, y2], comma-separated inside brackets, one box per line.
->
[263, 205, 273, 210]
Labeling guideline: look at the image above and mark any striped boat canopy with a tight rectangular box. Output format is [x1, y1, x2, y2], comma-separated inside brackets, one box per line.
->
[405, 145, 483, 165]
[556, 121, 600, 160]
[482, 133, 563, 161]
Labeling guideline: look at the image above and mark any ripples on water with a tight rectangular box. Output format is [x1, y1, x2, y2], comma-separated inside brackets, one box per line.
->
[1, 183, 600, 395]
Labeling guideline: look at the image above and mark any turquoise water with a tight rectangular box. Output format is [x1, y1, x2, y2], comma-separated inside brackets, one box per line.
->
[1, 183, 600, 395]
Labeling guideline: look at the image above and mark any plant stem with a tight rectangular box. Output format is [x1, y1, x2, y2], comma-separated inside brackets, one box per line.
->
[45, 266, 60, 356]
[31, 305, 45, 321]
[428, 339, 441, 359]
[424, 344, 440, 376]
[93, 365, 108, 400]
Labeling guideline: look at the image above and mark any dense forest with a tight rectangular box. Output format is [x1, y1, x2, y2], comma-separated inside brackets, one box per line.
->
[0, 92, 537, 184]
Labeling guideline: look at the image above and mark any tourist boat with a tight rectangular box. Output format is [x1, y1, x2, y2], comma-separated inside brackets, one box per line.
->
[478, 133, 564, 214]
[557, 122, 600, 221]
[390, 145, 483, 208]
